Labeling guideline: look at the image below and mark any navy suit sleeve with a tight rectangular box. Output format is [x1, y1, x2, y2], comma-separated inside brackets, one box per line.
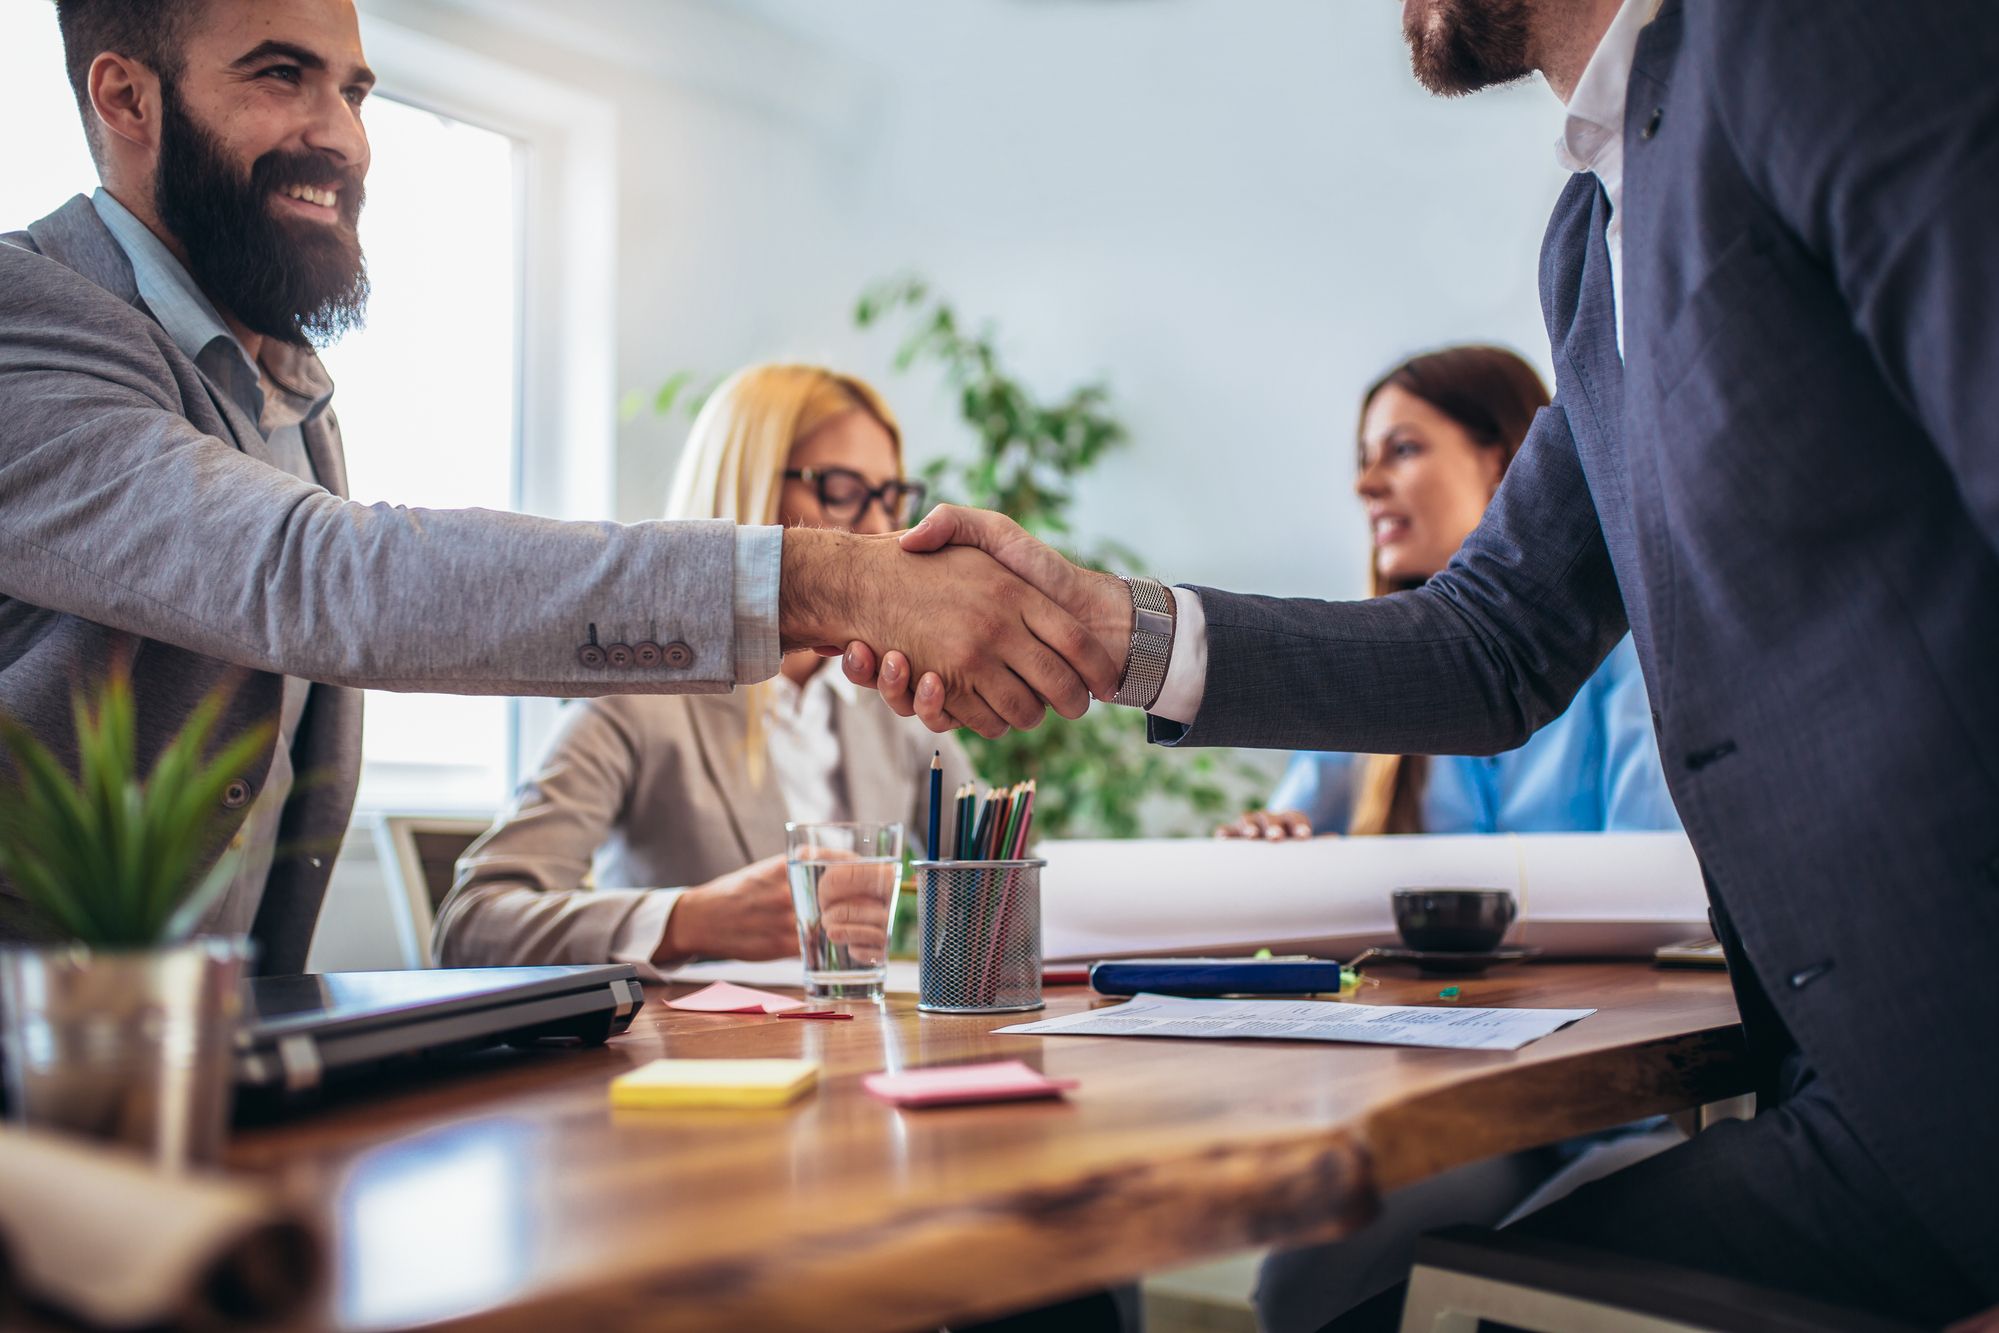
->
[1153, 400, 1627, 754]
[1698, 0, 1999, 556]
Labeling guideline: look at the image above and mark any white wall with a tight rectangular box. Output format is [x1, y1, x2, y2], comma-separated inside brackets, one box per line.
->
[708, 0, 1572, 600]
[368, 0, 1571, 600]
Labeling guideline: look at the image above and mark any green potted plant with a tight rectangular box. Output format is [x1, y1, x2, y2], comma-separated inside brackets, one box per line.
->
[0, 664, 271, 1167]
[853, 276, 1269, 841]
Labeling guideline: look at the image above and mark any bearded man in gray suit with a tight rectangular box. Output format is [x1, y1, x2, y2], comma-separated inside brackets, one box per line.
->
[0, 0, 1117, 975]
[865, 0, 1999, 1324]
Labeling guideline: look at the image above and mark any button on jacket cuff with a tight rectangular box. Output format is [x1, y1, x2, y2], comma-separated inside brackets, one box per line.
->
[1147, 585, 1208, 725]
[733, 526, 783, 683]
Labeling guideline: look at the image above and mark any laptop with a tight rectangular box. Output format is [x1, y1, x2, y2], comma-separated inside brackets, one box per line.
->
[234, 964, 645, 1097]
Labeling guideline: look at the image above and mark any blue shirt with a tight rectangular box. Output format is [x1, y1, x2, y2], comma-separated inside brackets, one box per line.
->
[1268, 636, 1681, 834]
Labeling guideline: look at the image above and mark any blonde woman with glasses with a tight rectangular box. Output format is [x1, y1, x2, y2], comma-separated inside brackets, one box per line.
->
[432, 365, 978, 969]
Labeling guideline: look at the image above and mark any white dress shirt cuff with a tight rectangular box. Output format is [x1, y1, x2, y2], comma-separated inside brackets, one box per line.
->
[733, 526, 783, 683]
[1146, 586, 1208, 725]
[609, 888, 686, 979]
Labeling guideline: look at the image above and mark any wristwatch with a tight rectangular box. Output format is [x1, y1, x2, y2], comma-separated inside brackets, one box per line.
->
[1112, 575, 1175, 710]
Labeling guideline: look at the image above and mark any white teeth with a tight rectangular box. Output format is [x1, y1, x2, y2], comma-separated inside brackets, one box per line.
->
[282, 185, 337, 208]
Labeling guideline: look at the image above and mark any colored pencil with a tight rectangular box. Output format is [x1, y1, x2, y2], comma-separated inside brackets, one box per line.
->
[926, 751, 942, 860]
[1010, 780, 1036, 857]
[969, 790, 997, 861]
[997, 783, 1027, 861]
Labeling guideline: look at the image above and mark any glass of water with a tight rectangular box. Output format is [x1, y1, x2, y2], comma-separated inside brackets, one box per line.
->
[784, 822, 904, 1000]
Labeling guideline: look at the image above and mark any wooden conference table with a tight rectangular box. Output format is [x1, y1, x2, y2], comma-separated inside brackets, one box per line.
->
[228, 962, 1749, 1332]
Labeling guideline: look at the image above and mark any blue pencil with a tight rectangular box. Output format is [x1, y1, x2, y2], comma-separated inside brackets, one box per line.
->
[926, 751, 942, 860]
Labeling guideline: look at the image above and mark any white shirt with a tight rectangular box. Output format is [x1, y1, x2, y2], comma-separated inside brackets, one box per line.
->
[761, 662, 857, 825]
[1553, 0, 1664, 355]
[609, 660, 853, 967]
[1148, 0, 1659, 726]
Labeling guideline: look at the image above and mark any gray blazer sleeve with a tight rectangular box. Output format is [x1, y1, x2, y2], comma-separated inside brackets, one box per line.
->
[0, 250, 740, 694]
[431, 700, 659, 967]
[1154, 400, 1628, 755]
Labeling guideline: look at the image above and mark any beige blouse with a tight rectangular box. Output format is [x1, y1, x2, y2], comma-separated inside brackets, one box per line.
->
[431, 684, 978, 968]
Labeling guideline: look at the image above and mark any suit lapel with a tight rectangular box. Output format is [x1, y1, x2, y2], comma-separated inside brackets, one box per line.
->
[304, 414, 350, 498]
[190, 368, 280, 470]
[1557, 183, 1626, 474]
[26, 196, 283, 471]
[684, 692, 788, 864]
[25, 196, 141, 306]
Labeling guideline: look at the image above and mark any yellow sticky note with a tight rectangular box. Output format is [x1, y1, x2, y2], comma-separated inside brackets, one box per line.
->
[610, 1058, 819, 1109]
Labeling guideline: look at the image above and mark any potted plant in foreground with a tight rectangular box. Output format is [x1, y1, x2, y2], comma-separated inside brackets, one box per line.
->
[0, 665, 271, 1168]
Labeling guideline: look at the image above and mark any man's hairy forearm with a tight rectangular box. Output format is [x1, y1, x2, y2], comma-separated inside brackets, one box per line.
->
[778, 526, 871, 651]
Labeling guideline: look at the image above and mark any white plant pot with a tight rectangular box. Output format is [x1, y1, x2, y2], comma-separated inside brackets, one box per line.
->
[0, 936, 252, 1169]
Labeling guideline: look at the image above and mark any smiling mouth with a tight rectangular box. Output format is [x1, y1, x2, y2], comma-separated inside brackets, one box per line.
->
[277, 183, 340, 215]
[1373, 515, 1412, 546]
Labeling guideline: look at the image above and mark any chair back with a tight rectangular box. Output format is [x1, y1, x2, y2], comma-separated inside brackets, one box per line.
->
[373, 815, 494, 969]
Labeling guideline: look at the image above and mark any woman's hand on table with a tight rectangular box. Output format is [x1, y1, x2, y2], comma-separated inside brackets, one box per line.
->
[1214, 809, 1319, 841]
[658, 854, 799, 962]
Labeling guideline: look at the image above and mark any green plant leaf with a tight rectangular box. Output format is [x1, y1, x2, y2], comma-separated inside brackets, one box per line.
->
[651, 370, 696, 419]
[0, 672, 278, 947]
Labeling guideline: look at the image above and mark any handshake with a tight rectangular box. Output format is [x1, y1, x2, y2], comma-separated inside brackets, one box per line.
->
[779, 506, 1143, 737]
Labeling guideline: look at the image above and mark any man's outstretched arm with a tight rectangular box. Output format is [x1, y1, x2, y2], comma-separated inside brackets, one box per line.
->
[863, 396, 1629, 756]
[0, 255, 1113, 735]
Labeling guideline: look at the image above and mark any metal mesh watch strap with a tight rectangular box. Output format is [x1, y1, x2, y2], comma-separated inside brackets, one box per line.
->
[1112, 575, 1174, 710]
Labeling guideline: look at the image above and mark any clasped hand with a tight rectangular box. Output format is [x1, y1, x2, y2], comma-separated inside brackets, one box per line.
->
[782, 509, 1131, 737]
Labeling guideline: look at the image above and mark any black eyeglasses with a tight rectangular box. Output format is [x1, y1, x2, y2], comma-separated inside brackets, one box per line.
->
[783, 467, 928, 526]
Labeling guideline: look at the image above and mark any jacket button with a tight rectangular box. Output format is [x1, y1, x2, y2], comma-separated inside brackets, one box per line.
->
[1640, 106, 1663, 140]
[577, 644, 606, 669]
[606, 643, 634, 668]
[633, 641, 663, 668]
[662, 641, 694, 669]
[1789, 960, 1834, 990]
[221, 779, 253, 809]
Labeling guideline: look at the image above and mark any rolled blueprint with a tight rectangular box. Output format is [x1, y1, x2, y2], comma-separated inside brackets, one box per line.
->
[1038, 832, 1707, 961]
[0, 1125, 323, 1328]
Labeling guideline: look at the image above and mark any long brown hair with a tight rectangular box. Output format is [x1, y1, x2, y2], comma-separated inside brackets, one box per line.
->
[1348, 346, 1550, 835]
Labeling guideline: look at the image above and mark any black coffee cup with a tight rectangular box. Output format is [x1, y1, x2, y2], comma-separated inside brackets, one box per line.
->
[1391, 887, 1518, 953]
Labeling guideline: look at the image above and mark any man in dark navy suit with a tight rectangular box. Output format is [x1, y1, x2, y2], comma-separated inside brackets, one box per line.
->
[867, 0, 1999, 1322]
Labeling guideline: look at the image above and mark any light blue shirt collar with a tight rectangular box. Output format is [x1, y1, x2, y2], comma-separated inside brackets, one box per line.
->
[89, 187, 334, 436]
[90, 188, 258, 384]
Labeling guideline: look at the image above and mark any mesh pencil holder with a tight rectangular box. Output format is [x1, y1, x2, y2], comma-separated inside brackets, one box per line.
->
[912, 860, 1045, 1014]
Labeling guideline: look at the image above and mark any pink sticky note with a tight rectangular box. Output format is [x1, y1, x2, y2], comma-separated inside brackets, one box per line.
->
[666, 981, 806, 1015]
[863, 1060, 1079, 1108]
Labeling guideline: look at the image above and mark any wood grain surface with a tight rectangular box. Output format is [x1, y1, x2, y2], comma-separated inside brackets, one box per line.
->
[225, 962, 1747, 1332]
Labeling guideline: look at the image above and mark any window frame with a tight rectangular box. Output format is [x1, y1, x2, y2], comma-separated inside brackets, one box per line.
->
[351, 14, 620, 812]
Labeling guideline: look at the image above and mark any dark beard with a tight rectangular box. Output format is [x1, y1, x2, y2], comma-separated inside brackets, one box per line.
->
[1404, 0, 1536, 97]
[152, 82, 370, 348]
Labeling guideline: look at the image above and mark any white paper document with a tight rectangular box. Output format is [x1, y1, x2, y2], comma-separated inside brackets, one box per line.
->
[1037, 832, 1707, 961]
[994, 993, 1595, 1052]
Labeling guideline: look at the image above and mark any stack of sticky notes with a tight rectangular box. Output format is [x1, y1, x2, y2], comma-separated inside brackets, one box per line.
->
[610, 1058, 820, 1109]
[863, 1060, 1078, 1108]
[664, 982, 805, 1015]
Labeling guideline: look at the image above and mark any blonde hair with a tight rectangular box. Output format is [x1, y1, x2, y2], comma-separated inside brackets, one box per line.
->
[662, 364, 904, 784]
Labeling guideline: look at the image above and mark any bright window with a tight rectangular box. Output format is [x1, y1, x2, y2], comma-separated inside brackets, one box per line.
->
[319, 100, 524, 813]
[0, 0, 527, 813]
